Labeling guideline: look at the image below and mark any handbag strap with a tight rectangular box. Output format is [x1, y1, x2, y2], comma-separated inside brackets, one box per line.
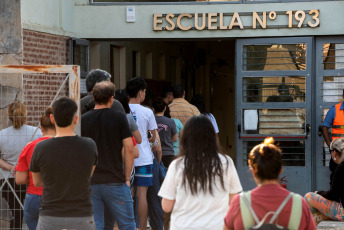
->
[288, 193, 302, 230]
[240, 191, 260, 229]
[269, 192, 293, 223]
[240, 191, 302, 230]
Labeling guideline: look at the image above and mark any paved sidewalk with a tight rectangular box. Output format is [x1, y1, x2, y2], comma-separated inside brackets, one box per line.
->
[317, 221, 344, 229]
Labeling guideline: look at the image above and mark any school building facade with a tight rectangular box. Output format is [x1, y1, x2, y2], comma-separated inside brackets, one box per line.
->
[4, 0, 344, 194]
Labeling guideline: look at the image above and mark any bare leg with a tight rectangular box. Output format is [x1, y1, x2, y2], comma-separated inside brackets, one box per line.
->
[136, 186, 148, 230]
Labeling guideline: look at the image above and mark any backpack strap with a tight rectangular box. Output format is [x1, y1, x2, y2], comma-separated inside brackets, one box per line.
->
[269, 192, 293, 224]
[288, 193, 302, 230]
[240, 191, 260, 229]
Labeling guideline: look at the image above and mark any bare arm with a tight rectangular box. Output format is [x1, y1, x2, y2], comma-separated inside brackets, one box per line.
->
[133, 145, 139, 158]
[132, 130, 142, 144]
[229, 193, 237, 205]
[162, 198, 175, 213]
[15, 171, 29, 185]
[148, 129, 157, 143]
[32, 172, 44, 187]
[172, 133, 177, 143]
[322, 126, 332, 149]
[123, 137, 134, 185]
[0, 158, 13, 171]
[152, 130, 162, 163]
[91, 165, 96, 177]
[216, 133, 220, 146]
[223, 225, 230, 230]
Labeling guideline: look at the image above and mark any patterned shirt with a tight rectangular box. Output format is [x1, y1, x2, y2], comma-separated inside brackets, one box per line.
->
[168, 98, 200, 125]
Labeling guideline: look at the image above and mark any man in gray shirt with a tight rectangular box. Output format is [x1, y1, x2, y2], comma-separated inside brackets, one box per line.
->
[81, 69, 125, 115]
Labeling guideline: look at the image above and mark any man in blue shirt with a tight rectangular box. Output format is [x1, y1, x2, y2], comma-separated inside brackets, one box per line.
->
[322, 90, 344, 183]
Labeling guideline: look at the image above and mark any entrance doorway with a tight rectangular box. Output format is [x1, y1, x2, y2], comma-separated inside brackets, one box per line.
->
[90, 40, 237, 158]
[235, 36, 344, 195]
[235, 37, 313, 195]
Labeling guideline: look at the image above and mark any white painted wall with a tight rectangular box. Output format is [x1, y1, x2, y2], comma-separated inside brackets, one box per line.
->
[21, 0, 344, 38]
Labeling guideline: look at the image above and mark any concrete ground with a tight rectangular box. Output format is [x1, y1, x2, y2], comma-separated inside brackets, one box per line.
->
[317, 221, 344, 229]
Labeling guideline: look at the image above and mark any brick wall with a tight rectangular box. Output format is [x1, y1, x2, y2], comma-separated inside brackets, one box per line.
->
[22, 29, 70, 126]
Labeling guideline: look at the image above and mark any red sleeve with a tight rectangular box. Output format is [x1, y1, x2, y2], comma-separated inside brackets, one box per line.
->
[132, 136, 137, 146]
[15, 144, 31, 171]
[224, 194, 242, 229]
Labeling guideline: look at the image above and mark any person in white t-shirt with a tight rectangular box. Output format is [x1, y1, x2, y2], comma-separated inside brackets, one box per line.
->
[191, 95, 220, 145]
[158, 115, 242, 230]
[126, 77, 158, 230]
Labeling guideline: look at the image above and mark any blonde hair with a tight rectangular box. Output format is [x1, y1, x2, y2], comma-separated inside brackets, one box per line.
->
[8, 102, 27, 129]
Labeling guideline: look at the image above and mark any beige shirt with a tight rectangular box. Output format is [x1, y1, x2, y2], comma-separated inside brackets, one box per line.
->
[168, 98, 200, 125]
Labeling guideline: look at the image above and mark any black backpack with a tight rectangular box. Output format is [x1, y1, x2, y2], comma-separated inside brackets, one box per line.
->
[240, 191, 302, 230]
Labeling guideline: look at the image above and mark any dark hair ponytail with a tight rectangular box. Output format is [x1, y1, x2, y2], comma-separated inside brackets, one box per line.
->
[40, 107, 55, 131]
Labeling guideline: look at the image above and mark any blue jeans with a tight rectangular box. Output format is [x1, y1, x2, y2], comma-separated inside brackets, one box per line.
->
[24, 193, 41, 230]
[91, 183, 135, 230]
[147, 157, 164, 230]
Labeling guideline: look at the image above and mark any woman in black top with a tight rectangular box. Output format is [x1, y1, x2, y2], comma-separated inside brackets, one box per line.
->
[305, 138, 344, 225]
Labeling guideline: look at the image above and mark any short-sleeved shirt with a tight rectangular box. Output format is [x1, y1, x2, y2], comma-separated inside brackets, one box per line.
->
[81, 108, 132, 184]
[15, 136, 50, 195]
[224, 184, 316, 230]
[126, 114, 138, 133]
[29, 136, 98, 217]
[158, 154, 242, 230]
[206, 113, 219, 133]
[172, 118, 183, 156]
[129, 104, 158, 167]
[155, 116, 177, 156]
[169, 98, 201, 125]
[322, 102, 344, 127]
[80, 93, 125, 115]
[0, 125, 42, 179]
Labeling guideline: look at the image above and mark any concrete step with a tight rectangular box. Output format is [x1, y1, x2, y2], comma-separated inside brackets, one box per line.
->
[317, 221, 344, 229]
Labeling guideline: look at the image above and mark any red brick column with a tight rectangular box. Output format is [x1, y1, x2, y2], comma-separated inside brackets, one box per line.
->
[22, 29, 70, 126]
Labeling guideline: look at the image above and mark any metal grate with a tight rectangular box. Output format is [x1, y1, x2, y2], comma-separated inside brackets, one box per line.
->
[243, 44, 306, 71]
[0, 65, 80, 230]
[243, 140, 305, 166]
[243, 108, 305, 135]
[323, 43, 344, 70]
[322, 76, 344, 103]
[243, 76, 305, 103]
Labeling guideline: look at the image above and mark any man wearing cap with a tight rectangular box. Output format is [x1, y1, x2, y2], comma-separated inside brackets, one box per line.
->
[322, 89, 344, 183]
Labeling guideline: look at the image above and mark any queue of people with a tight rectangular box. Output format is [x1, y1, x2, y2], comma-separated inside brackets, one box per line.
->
[0, 69, 342, 230]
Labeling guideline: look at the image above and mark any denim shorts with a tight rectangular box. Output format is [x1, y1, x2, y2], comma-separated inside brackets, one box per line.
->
[134, 164, 153, 186]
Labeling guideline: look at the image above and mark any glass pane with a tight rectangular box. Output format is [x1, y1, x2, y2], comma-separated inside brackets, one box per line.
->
[243, 141, 305, 166]
[243, 109, 305, 135]
[323, 43, 344, 70]
[243, 44, 306, 71]
[243, 76, 305, 103]
[323, 76, 344, 102]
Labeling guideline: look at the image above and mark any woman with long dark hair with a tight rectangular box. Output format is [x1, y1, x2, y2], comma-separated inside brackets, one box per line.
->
[224, 137, 315, 229]
[158, 115, 242, 229]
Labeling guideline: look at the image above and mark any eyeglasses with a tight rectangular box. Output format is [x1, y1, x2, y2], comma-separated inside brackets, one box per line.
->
[330, 147, 340, 153]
